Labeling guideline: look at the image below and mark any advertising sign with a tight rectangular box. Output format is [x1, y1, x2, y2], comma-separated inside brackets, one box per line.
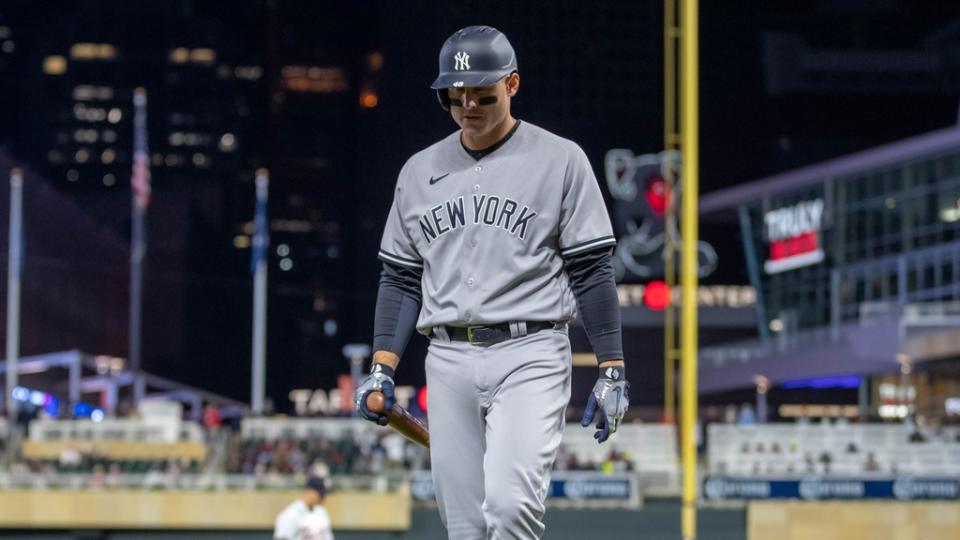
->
[703, 476, 960, 500]
[763, 198, 825, 274]
[604, 149, 717, 281]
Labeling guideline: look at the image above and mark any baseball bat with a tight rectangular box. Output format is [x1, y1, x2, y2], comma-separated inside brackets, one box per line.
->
[366, 391, 430, 449]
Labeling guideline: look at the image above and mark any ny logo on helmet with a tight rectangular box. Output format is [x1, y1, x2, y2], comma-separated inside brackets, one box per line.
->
[454, 51, 470, 71]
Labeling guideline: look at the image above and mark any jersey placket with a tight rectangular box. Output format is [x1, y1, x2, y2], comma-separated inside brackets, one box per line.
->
[461, 162, 486, 323]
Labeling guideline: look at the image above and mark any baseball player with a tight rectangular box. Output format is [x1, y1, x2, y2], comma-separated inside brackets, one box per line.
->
[273, 476, 334, 540]
[355, 25, 628, 539]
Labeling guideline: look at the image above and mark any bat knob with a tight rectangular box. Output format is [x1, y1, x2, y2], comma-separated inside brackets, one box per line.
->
[366, 391, 386, 414]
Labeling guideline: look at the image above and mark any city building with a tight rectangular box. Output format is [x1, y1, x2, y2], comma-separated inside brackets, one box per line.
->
[700, 125, 960, 421]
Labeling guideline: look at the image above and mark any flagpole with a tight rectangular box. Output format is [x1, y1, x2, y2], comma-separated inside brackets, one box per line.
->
[129, 88, 150, 410]
[5, 168, 23, 425]
[251, 169, 269, 416]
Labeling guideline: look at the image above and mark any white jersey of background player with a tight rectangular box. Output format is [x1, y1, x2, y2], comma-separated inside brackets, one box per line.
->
[273, 476, 334, 540]
[355, 25, 630, 539]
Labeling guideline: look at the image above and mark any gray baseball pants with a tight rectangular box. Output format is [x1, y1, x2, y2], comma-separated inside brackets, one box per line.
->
[426, 327, 572, 539]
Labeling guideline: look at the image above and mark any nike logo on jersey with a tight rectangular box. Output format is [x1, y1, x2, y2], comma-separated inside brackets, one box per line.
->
[429, 173, 450, 185]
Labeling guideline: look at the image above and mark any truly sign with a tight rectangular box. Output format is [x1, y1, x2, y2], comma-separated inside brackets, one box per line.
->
[764, 199, 825, 274]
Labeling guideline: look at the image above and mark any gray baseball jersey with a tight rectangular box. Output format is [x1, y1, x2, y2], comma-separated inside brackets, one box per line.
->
[378, 121, 615, 331]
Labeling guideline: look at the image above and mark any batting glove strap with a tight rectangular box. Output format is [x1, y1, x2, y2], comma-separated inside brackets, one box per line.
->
[599, 364, 625, 381]
[369, 363, 395, 387]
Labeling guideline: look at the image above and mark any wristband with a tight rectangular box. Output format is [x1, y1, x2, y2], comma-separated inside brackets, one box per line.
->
[600, 364, 624, 381]
[371, 363, 395, 378]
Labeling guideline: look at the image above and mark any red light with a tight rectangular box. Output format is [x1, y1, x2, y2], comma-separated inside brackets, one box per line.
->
[418, 386, 428, 412]
[644, 280, 671, 311]
[337, 374, 355, 413]
[645, 178, 671, 217]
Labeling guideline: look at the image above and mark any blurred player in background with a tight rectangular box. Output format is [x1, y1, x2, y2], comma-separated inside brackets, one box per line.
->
[273, 475, 334, 540]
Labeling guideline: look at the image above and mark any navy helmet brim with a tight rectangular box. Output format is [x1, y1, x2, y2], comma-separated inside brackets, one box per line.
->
[430, 70, 512, 90]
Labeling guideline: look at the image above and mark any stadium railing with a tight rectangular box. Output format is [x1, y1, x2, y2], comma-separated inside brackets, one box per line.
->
[707, 422, 960, 477]
[29, 417, 205, 443]
[15, 418, 208, 473]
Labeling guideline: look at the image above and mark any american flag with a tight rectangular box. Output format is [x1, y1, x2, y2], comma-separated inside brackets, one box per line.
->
[250, 171, 269, 273]
[131, 89, 151, 209]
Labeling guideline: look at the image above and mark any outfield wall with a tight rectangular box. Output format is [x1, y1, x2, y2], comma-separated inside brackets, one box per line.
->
[0, 502, 745, 540]
[0, 489, 410, 531]
[748, 501, 960, 540]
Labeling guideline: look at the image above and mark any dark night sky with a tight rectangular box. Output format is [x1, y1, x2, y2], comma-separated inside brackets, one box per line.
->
[2, 0, 960, 410]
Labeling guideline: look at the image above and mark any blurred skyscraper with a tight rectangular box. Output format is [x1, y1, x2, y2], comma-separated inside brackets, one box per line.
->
[0, 0, 364, 401]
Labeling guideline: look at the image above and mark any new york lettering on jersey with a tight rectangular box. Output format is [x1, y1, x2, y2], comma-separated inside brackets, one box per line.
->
[417, 194, 538, 244]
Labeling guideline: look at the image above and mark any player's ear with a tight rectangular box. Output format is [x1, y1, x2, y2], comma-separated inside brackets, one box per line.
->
[506, 72, 520, 97]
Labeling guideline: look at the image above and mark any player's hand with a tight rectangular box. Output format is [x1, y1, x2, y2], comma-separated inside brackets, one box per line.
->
[580, 364, 629, 443]
[355, 363, 396, 426]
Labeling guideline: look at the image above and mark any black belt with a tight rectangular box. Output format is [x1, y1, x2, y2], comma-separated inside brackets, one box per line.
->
[439, 321, 556, 345]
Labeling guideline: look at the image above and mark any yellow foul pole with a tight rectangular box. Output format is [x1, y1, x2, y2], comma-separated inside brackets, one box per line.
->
[680, 0, 700, 538]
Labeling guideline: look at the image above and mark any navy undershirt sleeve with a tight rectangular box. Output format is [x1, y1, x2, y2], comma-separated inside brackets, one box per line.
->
[372, 262, 423, 358]
[563, 247, 624, 362]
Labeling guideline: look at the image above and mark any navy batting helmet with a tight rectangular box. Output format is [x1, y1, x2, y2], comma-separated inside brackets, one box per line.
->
[431, 25, 517, 111]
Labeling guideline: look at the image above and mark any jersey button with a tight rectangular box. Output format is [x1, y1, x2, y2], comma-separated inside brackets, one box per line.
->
[470, 239, 478, 247]
[467, 277, 475, 286]
[475, 165, 482, 172]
